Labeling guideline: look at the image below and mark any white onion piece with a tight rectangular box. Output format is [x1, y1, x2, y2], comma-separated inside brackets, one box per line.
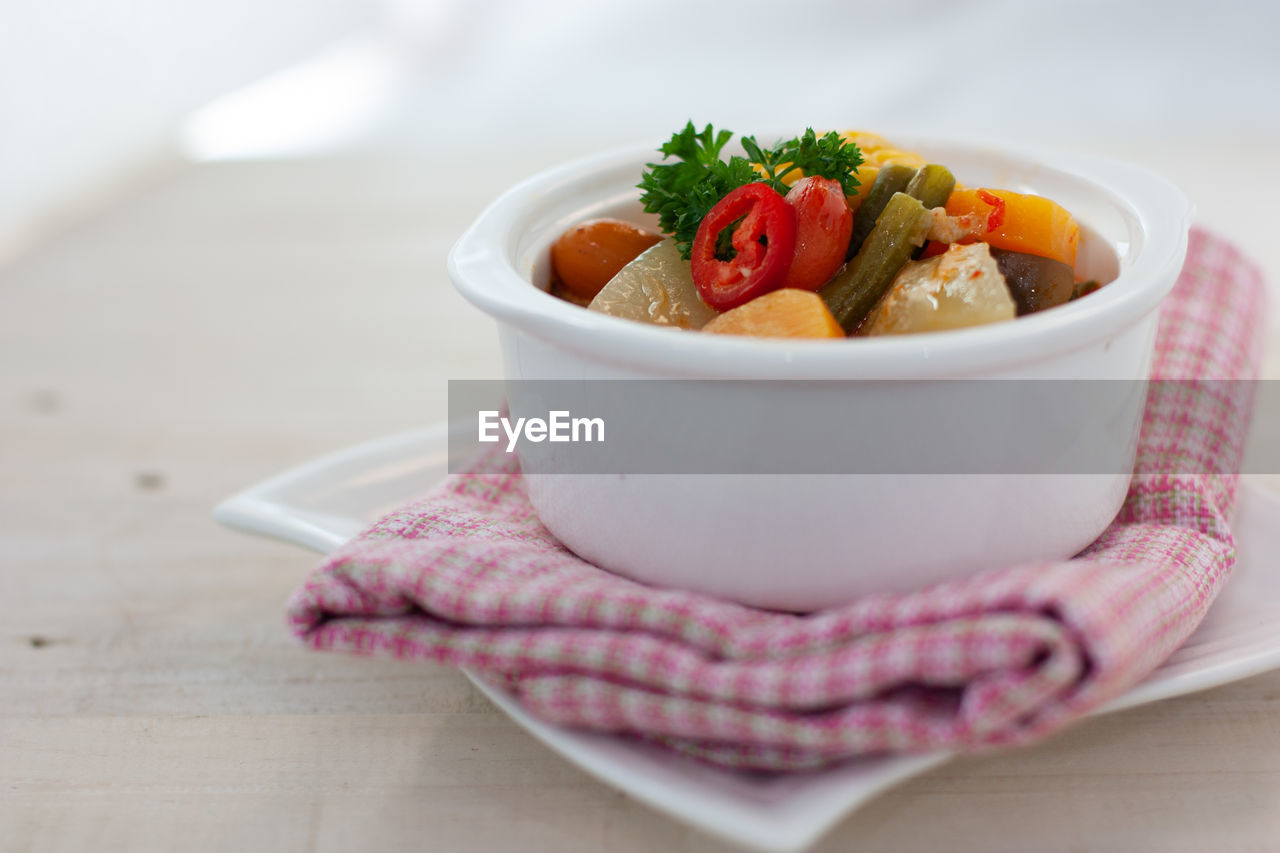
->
[862, 242, 1015, 336]
[588, 239, 718, 330]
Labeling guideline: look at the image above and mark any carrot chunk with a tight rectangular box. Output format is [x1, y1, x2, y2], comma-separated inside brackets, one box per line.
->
[702, 289, 844, 339]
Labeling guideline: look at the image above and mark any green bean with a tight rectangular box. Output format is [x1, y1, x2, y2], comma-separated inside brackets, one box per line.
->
[905, 164, 956, 259]
[846, 163, 916, 260]
[821, 192, 932, 334]
[905, 164, 956, 210]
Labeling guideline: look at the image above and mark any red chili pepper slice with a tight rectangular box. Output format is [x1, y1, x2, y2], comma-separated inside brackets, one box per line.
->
[690, 183, 797, 311]
[976, 189, 1007, 233]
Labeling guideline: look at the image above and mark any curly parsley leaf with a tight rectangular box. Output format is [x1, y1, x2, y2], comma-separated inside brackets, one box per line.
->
[638, 122, 757, 258]
[753, 129, 865, 197]
[638, 123, 862, 259]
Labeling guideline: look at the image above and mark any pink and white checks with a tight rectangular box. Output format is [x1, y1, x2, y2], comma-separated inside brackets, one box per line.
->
[287, 228, 1268, 771]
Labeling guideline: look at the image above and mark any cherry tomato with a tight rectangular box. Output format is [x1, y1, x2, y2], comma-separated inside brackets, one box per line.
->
[551, 219, 663, 300]
[780, 176, 853, 291]
[690, 183, 797, 311]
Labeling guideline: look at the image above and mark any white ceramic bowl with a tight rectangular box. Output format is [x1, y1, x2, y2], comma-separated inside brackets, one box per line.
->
[449, 136, 1193, 611]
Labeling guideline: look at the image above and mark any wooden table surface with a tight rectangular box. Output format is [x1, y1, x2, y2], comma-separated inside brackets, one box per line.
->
[3, 145, 1279, 852]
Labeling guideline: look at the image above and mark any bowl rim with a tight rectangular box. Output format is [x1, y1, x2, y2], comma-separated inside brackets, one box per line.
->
[448, 134, 1193, 379]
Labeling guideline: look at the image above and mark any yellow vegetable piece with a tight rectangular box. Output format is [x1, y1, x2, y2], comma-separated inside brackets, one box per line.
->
[754, 131, 932, 209]
[839, 130, 928, 171]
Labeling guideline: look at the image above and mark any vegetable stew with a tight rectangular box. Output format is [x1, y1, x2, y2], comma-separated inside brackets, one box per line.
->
[547, 123, 1102, 339]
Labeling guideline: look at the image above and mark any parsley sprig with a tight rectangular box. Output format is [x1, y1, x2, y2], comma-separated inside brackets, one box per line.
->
[637, 122, 863, 258]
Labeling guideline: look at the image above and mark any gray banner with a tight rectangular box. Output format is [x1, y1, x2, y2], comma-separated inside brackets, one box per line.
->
[447, 379, 1277, 475]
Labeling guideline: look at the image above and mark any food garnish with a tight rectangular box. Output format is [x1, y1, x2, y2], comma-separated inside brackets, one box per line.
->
[637, 122, 862, 259]
[689, 183, 797, 311]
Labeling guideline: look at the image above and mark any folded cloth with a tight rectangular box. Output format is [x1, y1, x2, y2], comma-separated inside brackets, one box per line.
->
[288, 228, 1268, 771]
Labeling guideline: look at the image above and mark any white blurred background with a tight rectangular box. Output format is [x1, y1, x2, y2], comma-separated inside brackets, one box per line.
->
[4, 0, 1279, 263]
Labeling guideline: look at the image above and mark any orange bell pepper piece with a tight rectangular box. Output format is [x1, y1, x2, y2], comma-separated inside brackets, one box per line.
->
[944, 188, 1079, 269]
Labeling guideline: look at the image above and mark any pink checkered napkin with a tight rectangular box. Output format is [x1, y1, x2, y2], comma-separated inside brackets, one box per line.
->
[288, 228, 1268, 771]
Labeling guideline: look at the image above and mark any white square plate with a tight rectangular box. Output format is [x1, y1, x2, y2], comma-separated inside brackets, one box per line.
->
[216, 422, 1280, 852]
